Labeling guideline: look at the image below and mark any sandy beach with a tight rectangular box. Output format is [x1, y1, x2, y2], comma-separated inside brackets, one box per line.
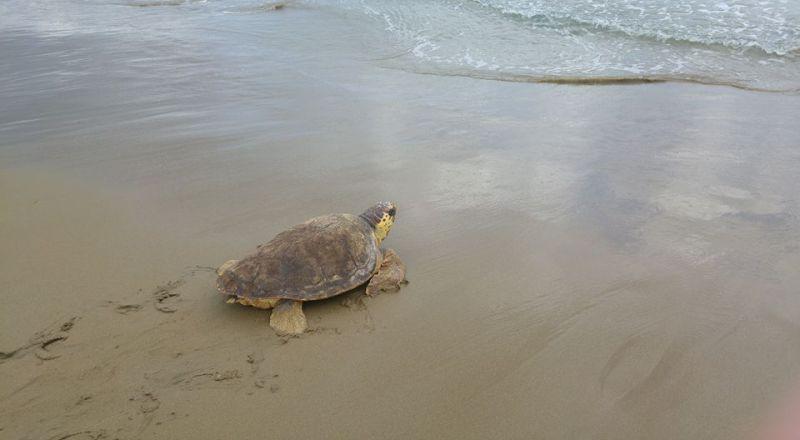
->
[2, 3, 800, 440]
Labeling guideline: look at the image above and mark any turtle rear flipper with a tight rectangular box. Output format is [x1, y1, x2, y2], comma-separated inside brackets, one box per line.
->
[269, 300, 307, 335]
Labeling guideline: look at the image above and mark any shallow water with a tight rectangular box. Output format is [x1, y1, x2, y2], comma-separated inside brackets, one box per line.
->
[2, 0, 800, 92]
[1, 2, 800, 440]
[362, 0, 800, 89]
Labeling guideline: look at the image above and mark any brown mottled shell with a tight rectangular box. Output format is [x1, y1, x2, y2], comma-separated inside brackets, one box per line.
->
[217, 214, 379, 302]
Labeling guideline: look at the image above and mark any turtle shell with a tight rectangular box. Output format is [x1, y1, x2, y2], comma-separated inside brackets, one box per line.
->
[217, 214, 379, 302]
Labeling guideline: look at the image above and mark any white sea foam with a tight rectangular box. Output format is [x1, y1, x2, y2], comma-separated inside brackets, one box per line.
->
[332, 0, 800, 91]
[1, 0, 797, 91]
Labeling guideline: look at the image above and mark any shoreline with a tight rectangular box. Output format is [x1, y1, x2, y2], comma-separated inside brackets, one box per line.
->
[386, 66, 800, 94]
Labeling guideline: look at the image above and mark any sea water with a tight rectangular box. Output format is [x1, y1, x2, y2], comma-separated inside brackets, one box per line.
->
[0, 0, 798, 92]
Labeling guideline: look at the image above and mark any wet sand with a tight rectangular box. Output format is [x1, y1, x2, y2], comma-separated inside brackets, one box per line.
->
[2, 5, 800, 440]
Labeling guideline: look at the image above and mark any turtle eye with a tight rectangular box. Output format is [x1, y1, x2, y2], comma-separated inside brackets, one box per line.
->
[388, 207, 396, 217]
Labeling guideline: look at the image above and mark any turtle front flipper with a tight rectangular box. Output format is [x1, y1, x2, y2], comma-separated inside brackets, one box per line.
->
[365, 248, 407, 296]
[269, 300, 307, 335]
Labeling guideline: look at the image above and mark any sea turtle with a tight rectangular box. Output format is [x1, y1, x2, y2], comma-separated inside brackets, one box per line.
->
[216, 202, 407, 335]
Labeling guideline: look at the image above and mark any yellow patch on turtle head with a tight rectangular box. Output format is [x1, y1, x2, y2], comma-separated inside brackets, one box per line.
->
[374, 212, 394, 245]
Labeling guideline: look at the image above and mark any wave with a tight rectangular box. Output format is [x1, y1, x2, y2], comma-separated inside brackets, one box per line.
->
[316, 0, 800, 92]
[472, 0, 800, 56]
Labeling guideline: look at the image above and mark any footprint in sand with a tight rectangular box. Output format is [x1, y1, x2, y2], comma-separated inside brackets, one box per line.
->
[246, 352, 266, 375]
[338, 291, 376, 333]
[253, 374, 281, 393]
[148, 266, 216, 314]
[113, 303, 143, 314]
[137, 392, 161, 414]
[123, 390, 163, 436]
[0, 317, 78, 363]
[340, 292, 368, 311]
[170, 369, 243, 389]
[153, 280, 184, 313]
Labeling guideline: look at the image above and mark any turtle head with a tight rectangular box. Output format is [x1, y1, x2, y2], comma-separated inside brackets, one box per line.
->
[360, 201, 396, 245]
